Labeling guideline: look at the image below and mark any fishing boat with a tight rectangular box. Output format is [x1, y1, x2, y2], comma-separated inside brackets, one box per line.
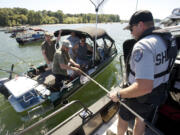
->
[15, 28, 45, 45]
[9, 26, 28, 38]
[4, 26, 27, 34]
[0, 26, 117, 120]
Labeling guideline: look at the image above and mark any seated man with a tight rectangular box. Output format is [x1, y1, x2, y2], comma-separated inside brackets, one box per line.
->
[67, 32, 80, 60]
[72, 36, 93, 68]
[52, 40, 81, 90]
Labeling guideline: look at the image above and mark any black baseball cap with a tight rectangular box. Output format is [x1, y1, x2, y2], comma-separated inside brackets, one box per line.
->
[124, 10, 154, 30]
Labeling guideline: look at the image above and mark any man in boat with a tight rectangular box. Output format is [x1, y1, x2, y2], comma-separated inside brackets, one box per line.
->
[73, 36, 93, 69]
[41, 31, 60, 70]
[52, 39, 81, 90]
[109, 10, 177, 135]
[67, 32, 80, 60]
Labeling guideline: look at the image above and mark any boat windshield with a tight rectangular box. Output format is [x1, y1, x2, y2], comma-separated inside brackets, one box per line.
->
[159, 8, 180, 27]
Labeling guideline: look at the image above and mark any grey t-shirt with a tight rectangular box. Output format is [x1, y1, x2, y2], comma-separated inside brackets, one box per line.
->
[67, 36, 80, 57]
[128, 35, 170, 88]
[52, 50, 70, 76]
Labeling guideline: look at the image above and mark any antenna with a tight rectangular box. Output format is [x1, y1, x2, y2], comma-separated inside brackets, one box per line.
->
[135, 0, 139, 11]
[89, 0, 105, 65]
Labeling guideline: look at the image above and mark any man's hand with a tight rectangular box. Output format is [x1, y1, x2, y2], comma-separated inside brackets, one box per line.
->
[56, 30, 62, 41]
[109, 91, 120, 102]
[46, 62, 52, 70]
[73, 67, 81, 74]
[74, 63, 80, 68]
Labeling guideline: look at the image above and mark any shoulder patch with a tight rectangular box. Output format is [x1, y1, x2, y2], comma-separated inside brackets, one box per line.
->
[133, 48, 143, 62]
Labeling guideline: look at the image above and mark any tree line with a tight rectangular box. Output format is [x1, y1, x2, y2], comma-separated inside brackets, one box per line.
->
[0, 8, 120, 26]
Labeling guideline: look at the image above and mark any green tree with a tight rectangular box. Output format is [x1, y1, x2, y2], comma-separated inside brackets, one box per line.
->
[0, 7, 120, 26]
[0, 10, 8, 26]
[54, 10, 64, 23]
[27, 11, 42, 25]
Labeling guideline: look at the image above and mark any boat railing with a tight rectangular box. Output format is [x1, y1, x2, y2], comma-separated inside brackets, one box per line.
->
[17, 100, 93, 135]
[27, 104, 44, 119]
[119, 54, 126, 82]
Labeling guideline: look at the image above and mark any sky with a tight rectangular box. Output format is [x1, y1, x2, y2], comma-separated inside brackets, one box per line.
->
[0, 0, 180, 20]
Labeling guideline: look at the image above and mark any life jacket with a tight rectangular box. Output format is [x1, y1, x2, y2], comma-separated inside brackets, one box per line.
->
[77, 43, 88, 60]
[126, 27, 178, 105]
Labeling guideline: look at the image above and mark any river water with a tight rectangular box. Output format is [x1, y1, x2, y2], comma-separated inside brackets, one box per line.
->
[0, 23, 131, 135]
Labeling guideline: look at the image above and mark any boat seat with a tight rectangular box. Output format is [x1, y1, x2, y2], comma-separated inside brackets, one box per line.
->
[33, 70, 55, 86]
[122, 39, 136, 64]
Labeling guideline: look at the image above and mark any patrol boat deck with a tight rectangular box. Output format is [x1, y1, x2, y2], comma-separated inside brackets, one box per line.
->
[17, 92, 162, 135]
[18, 94, 119, 135]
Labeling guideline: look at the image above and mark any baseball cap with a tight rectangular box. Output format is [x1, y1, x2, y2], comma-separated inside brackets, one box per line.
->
[45, 32, 53, 37]
[62, 40, 72, 48]
[124, 10, 154, 30]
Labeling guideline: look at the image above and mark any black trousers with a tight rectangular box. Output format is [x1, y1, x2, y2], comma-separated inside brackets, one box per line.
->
[53, 74, 69, 90]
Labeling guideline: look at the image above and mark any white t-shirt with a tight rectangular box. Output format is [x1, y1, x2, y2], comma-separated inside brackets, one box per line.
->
[128, 34, 170, 88]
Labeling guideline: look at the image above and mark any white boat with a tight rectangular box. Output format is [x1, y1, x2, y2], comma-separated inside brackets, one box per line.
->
[5, 76, 50, 113]
[15, 29, 45, 45]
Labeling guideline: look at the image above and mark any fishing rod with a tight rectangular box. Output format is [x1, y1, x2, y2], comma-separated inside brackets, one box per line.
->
[0, 50, 38, 71]
[136, 0, 139, 11]
[0, 65, 20, 76]
[89, 0, 105, 65]
[79, 69, 164, 135]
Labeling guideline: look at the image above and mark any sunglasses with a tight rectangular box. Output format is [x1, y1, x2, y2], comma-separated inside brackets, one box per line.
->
[130, 24, 138, 32]
[81, 39, 85, 42]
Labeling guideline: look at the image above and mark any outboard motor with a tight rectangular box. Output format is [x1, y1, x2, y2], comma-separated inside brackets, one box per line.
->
[0, 78, 10, 98]
[9, 64, 14, 80]
[0, 64, 14, 98]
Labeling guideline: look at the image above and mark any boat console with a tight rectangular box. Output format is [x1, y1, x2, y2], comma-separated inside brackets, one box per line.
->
[4, 76, 51, 112]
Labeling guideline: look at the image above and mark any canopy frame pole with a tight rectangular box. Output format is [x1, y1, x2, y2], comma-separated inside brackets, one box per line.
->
[89, 0, 105, 65]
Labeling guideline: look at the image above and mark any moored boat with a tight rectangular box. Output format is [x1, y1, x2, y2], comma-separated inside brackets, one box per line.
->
[15, 28, 45, 45]
[4, 26, 27, 33]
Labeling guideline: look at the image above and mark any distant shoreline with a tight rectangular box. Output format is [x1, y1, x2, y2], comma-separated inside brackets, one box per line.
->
[0, 8, 121, 27]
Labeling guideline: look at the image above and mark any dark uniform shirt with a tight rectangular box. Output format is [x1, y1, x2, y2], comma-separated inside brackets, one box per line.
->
[41, 39, 56, 62]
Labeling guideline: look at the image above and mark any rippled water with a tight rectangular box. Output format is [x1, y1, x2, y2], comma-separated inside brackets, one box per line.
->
[0, 23, 131, 135]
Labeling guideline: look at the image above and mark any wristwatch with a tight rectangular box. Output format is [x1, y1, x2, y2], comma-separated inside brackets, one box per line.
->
[116, 91, 122, 100]
[47, 63, 51, 68]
